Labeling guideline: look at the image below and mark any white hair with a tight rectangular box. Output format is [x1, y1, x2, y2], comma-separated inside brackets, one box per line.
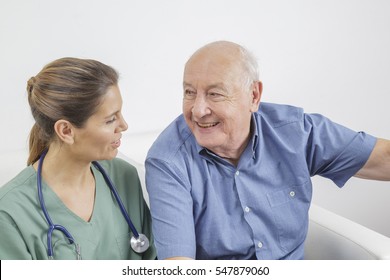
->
[238, 45, 260, 90]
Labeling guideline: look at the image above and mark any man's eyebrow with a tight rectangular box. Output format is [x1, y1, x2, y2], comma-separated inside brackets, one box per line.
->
[183, 82, 227, 91]
[183, 82, 193, 88]
[207, 83, 227, 91]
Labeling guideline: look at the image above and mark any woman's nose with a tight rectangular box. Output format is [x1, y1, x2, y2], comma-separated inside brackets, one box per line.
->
[118, 113, 128, 132]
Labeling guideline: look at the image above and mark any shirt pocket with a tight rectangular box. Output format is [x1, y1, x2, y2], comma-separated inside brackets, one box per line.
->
[266, 182, 311, 253]
[115, 231, 133, 259]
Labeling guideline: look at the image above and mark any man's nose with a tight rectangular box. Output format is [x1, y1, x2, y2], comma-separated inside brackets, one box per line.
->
[192, 94, 211, 117]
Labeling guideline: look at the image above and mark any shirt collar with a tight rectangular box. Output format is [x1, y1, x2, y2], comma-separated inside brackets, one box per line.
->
[195, 114, 259, 160]
[251, 114, 259, 156]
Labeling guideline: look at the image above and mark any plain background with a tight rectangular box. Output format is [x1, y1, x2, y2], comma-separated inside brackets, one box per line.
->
[1, 0, 389, 237]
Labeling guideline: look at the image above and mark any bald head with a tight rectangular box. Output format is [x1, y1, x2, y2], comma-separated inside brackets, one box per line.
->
[187, 41, 243, 62]
[184, 41, 259, 88]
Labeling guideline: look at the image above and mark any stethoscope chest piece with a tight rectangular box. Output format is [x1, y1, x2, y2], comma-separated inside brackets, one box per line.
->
[130, 234, 149, 253]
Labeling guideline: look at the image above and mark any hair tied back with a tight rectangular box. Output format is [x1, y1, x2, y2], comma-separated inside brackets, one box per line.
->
[27, 76, 36, 95]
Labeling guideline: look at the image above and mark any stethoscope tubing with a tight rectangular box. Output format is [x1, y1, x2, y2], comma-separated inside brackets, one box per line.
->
[37, 150, 77, 258]
[37, 150, 144, 258]
[92, 161, 140, 239]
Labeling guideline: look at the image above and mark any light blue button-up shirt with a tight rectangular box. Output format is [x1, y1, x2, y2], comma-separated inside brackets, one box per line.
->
[145, 103, 376, 260]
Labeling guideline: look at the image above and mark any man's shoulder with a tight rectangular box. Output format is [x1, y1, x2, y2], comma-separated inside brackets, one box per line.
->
[147, 114, 193, 162]
[256, 102, 304, 127]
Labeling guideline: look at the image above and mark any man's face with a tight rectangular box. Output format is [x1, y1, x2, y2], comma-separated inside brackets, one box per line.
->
[182, 50, 259, 160]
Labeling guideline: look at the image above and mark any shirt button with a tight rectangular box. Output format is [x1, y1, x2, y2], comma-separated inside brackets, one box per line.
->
[244, 206, 250, 213]
[235, 170, 240, 176]
[257, 242, 263, 248]
[290, 191, 295, 197]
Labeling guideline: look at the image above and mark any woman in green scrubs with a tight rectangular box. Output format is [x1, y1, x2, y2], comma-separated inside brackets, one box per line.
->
[0, 58, 156, 260]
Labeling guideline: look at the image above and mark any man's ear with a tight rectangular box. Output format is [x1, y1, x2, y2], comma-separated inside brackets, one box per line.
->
[250, 81, 262, 112]
[54, 120, 75, 145]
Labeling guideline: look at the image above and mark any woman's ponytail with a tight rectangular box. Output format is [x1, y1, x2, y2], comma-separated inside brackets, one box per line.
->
[27, 123, 48, 165]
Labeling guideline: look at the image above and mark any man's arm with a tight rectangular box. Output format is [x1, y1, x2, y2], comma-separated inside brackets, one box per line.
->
[145, 157, 197, 260]
[354, 138, 390, 180]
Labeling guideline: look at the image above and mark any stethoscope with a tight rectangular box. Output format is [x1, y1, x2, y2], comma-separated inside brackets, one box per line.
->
[37, 150, 149, 259]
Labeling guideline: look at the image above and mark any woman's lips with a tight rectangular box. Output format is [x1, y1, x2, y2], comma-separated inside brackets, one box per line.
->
[111, 139, 121, 148]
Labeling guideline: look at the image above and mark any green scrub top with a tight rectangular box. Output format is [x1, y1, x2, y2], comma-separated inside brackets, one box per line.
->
[0, 158, 156, 260]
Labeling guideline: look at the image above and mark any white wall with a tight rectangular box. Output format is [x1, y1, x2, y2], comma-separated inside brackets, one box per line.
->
[1, 0, 389, 236]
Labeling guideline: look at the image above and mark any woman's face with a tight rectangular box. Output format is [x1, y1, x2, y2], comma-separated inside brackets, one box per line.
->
[71, 85, 128, 162]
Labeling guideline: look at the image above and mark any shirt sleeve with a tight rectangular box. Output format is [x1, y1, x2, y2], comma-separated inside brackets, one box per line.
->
[303, 113, 377, 187]
[0, 219, 33, 260]
[145, 157, 196, 259]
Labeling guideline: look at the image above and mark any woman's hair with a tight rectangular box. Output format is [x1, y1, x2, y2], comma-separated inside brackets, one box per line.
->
[26, 57, 119, 165]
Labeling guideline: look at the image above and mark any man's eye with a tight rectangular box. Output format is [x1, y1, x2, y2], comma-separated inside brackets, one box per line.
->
[184, 90, 196, 98]
[185, 90, 195, 95]
[208, 92, 225, 100]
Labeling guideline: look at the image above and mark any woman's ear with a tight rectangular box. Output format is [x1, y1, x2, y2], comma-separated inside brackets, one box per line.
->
[250, 81, 262, 112]
[54, 120, 75, 145]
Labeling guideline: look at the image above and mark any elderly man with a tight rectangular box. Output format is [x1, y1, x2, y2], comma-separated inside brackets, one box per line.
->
[145, 41, 390, 260]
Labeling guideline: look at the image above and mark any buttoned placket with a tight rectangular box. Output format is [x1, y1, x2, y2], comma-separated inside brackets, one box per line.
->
[234, 167, 266, 259]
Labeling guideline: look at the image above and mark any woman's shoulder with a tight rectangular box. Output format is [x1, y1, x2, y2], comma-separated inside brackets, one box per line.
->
[97, 157, 137, 174]
[95, 158, 140, 186]
[0, 166, 36, 209]
[95, 158, 145, 200]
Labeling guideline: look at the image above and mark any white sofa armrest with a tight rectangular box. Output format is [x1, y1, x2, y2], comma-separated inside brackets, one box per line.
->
[305, 204, 390, 259]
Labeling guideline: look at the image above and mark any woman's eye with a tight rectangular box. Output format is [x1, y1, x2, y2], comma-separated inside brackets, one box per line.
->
[106, 117, 116, 124]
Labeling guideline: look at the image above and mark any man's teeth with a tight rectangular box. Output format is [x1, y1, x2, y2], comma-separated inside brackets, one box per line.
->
[198, 122, 218, 128]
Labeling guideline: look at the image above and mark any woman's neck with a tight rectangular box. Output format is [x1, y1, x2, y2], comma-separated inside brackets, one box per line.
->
[35, 148, 92, 188]
[34, 147, 96, 222]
